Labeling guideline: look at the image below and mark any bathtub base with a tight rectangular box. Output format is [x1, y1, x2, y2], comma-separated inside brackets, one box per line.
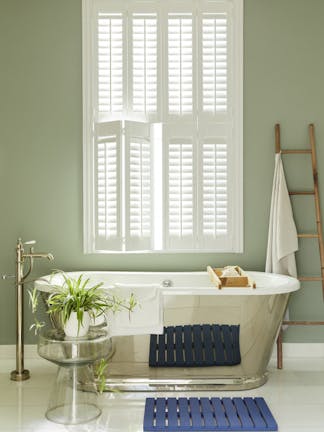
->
[99, 373, 268, 392]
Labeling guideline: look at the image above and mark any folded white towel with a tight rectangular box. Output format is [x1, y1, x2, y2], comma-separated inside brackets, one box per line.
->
[105, 283, 164, 336]
[266, 154, 298, 277]
[221, 266, 240, 277]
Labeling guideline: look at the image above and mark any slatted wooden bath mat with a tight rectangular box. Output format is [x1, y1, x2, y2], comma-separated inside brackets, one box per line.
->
[149, 324, 241, 367]
[144, 397, 278, 431]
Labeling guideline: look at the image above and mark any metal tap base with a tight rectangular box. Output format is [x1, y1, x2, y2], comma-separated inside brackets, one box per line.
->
[10, 369, 30, 381]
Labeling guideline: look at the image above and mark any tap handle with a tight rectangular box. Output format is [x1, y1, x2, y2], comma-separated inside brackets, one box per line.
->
[2, 274, 15, 280]
[24, 240, 36, 245]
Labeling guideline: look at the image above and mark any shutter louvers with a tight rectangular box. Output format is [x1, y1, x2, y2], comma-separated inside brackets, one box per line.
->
[168, 14, 193, 116]
[131, 14, 158, 117]
[97, 13, 124, 114]
[95, 121, 122, 251]
[164, 124, 196, 250]
[125, 121, 153, 250]
[202, 139, 227, 235]
[201, 13, 227, 115]
[197, 127, 231, 251]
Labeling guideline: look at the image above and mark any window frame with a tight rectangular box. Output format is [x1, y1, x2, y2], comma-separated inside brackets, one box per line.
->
[82, 0, 243, 254]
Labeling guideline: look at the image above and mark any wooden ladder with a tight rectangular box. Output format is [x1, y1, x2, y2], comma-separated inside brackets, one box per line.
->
[275, 123, 324, 369]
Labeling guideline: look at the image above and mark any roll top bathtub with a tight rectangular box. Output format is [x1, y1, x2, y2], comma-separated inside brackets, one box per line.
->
[35, 271, 299, 391]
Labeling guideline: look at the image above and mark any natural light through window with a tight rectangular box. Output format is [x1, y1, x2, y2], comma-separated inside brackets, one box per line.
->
[83, 0, 243, 253]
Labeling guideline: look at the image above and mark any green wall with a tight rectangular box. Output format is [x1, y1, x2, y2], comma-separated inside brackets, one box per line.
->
[1, 0, 324, 344]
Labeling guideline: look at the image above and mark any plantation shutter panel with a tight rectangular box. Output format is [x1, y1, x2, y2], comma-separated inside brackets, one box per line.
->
[163, 123, 197, 250]
[129, 12, 159, 119]
[95, 121, 122, 251]
[195, 2, 242, 252]
[197, 124, 234, 251]
[125, 121, 153, 250]
[199, 12, 227, 116]
[167, 12, 196, 120]
[97, 11, 125, 116]
[196, 5, 229, 249]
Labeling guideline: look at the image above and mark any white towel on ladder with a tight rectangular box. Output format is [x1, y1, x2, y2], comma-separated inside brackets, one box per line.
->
[266, 154, 298, 275]
[266, 154, 298, 323]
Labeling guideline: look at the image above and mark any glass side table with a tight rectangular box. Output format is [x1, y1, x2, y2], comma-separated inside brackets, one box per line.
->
[38, 327, 110, 425]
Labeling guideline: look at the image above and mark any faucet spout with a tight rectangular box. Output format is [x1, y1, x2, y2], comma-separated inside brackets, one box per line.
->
[23, 252, 54, 261]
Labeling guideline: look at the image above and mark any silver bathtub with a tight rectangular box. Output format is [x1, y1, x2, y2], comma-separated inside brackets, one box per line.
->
[35, 271, 299, 391]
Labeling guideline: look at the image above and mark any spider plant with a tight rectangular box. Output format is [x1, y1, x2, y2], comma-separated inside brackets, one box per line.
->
[29, 271, 138, 335]
[46, 273, 107, 329]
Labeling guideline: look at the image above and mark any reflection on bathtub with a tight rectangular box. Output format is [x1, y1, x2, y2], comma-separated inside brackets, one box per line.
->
[35, 271, 300, 391]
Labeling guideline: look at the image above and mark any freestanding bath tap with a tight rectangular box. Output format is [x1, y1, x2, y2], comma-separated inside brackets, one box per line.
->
[2, 238, 54, 381]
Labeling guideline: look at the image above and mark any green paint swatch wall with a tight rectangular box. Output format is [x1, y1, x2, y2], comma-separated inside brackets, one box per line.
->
[1, 0, 324, 344]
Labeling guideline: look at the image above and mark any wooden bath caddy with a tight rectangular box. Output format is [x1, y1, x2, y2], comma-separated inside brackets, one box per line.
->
[207, 266, 256, 289]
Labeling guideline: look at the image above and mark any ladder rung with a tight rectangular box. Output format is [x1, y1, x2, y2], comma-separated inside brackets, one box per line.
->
[281, 149, 312, 154]
[298, 276, 322, 281]
[289, 191, 315, 195]
[282, 321, 324, 325]
[297, 233, 319, 238]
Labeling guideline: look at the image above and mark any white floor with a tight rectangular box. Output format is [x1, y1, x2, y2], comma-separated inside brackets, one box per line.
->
[0, 356, 324, 431]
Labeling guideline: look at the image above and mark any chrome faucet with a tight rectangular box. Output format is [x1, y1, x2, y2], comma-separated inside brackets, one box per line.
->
[5, 238, 54, 381]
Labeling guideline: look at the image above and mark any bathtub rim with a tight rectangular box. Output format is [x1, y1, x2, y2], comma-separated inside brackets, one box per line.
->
[34, 270, 300, 296]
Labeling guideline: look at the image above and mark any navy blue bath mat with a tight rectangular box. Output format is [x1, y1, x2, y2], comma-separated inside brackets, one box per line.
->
[143, 397, 278, 431]
[149, 324, 241, 367]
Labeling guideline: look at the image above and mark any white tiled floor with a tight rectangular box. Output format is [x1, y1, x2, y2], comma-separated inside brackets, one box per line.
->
[0, 357, 324, 431]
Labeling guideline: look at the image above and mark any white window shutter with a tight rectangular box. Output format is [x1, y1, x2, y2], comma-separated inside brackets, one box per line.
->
[124, 121, 153, 251]
[163, 123, 197, 250]
[167, 13, 195, 118]
[196, 122, 240, 252]
[129, 13, 159, 119]
[95, 121, 123, 251]
[97, 12, 125, 115]
[197, 124, 228, 250]
[200, 13, 228, 116]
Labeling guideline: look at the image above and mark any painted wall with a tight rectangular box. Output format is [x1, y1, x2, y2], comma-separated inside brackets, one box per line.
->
[1, 0, 324, 344]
